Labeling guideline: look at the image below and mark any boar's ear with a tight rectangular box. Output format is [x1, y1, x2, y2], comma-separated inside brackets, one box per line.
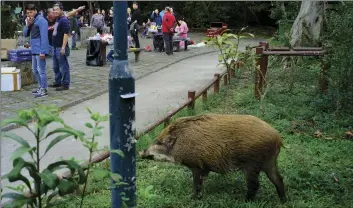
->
[164, 135, 177, 149]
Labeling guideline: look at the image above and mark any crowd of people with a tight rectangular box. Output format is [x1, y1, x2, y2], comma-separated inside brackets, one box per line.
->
[126, 2, 189, 55]
[22, 1, 189, 98]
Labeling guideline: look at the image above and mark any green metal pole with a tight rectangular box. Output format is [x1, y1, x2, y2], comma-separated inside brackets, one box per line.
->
[109, 1, 136, 207]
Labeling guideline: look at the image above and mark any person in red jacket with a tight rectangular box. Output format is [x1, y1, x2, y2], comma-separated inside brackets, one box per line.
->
[162, 7, 176, 55]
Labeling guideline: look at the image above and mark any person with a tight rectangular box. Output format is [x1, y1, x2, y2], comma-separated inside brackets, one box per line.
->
[173, 18, 188, 41]
[69, 9, 79, 50]
[52, 2, 71, 91]
[127, 7, 133, 46]
[46, 5, 84, 89]
[162, 7, 176, 55]
[47, 6, 85, 56]
[107, 8, 113, 34]
[131, 2, 142, 48]
[24, 4, 49, 98]
[46, 8, 56, 57]
[141, 19, 151, 38]
[151, 9, 162, 26]
[91, 8, 105, 34]
[170, 7, 180, 26]
[127, 7, 132, 31]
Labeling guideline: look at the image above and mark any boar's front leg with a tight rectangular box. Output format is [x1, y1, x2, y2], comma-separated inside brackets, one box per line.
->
[191, 168, 208, 199]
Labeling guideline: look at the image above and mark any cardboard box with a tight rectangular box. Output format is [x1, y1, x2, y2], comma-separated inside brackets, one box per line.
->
[0, 39, 17, 60]
[1, 67, 22, 92]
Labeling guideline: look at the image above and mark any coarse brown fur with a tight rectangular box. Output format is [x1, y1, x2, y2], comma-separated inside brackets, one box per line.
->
[140, 114, 286, 202]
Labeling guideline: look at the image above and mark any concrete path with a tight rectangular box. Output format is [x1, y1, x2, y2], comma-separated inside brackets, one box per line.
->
[0, 33, 215, 124]
[1, 38, 264, 200]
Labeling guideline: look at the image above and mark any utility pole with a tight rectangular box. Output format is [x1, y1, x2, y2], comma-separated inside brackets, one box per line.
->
[109, 1, 136, 208]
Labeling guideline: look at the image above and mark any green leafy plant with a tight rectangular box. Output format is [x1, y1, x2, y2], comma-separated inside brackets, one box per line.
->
[1, 105, 86, 208]
[204, 27, 256, 81]
[1, 106, 134, 208]
[323, 2, 353, 115]
[77, 108, 129, 208]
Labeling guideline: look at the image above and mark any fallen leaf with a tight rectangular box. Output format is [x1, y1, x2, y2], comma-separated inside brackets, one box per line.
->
[314, 130, 323, 138]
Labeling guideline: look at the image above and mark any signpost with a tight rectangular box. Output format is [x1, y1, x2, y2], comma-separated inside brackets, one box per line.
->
[109, 1, 136, 207]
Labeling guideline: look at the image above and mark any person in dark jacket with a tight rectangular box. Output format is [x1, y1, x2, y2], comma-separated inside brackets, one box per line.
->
[69, 10, 79, 50]
[162, 7, 176, 55]
[151, 9, 162, 26]
[52, 2, 71, 91]
[131, 1, 142, 48]
[24, 4, 49, 98]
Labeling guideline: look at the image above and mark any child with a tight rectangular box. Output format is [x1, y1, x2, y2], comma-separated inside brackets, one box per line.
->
[141, 19, 152, 38]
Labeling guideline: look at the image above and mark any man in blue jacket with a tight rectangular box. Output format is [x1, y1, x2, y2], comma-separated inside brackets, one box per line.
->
[24, 4, 49, 98]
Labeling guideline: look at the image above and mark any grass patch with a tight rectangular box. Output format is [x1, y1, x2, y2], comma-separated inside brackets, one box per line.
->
[57, 58, 353, 208]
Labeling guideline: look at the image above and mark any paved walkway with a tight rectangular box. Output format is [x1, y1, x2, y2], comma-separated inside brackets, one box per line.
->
[1, 33, 215, 125]
[0, 38, 264, 202]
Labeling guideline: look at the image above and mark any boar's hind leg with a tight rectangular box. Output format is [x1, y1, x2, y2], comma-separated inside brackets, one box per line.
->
[262, 161, 286, 202]
[190, 168, 208, 199]
[244, 168, 260, 201]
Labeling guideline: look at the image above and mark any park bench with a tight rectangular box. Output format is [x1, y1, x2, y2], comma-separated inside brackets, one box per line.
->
[107, 48, 144, 63]
[173, 38, 190, 52]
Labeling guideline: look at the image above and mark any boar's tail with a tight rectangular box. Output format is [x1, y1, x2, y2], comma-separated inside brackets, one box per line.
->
[276, 135, 289, 149]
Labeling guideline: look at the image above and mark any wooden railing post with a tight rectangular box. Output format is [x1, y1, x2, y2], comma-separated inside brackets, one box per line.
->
[214, 73, 220, 93]
[255, 47, 263, 99]
[258, 41, 269, 95]
[230, 60, 236, 78]
[224, 74, 228, 86]
[188, 90, 196, 109]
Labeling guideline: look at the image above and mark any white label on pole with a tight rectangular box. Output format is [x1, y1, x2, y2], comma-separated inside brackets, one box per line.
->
[120, 93, 139, 99]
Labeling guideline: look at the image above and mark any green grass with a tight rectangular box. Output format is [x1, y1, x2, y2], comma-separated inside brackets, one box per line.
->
[57, 57, 353, 208]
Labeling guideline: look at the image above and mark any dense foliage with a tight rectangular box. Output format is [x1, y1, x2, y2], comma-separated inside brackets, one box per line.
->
[1, 5, 19, 39]
[323, 2, 353, 114]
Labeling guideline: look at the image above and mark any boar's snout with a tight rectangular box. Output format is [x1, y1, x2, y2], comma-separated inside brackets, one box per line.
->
[139, 149, 154, 160]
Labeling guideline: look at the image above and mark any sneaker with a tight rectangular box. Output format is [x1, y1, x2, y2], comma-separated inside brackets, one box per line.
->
[35, 89, 48, 98]
[56, 86, 69, 91]
[32, 88, 40, 94]
[49, 82, 62, 88]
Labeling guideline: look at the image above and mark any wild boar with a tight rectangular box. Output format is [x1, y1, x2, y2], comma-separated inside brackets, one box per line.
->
[140, 114, 286, 202]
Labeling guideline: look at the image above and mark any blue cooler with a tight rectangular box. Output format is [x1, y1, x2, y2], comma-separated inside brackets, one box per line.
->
[8, 48, 32, 63]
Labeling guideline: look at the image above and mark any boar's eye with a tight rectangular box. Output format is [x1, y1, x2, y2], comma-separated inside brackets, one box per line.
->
[156, 140, 163, 145]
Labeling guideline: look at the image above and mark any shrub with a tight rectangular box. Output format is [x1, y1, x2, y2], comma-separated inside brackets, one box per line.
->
[323, 2, 353, 114]
[1, 5, 18, 39]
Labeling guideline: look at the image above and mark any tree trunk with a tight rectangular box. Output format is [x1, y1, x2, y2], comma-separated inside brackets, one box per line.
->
[290, 1, 324, 47]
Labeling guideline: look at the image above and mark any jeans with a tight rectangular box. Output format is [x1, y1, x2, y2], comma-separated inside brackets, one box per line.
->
[32, 55, 47, 89]
[133, 30, 140, 48]
[52, 47, 70, 87]
[48, 45, 53, 57]
[71, 33, 76, 48]
[163, 32, 173, 54]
